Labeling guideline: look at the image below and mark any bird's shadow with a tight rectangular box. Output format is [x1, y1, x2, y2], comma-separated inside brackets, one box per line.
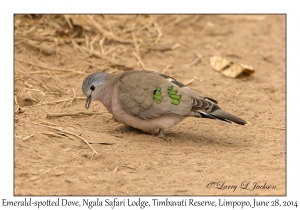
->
[163, 130, 243, 147]
[113, 125, 246, 148]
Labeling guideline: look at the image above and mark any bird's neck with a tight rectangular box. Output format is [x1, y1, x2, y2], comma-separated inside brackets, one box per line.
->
[96, 74, 122, 113]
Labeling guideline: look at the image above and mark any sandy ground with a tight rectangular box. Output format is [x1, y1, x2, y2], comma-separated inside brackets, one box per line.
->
[14, 14, 285, 195]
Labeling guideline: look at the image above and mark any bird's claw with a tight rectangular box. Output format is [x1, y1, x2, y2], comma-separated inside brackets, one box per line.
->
[157, 128, 171, 141]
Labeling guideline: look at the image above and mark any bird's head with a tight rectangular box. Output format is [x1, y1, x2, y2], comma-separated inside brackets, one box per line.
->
[82, 72, 107, 109]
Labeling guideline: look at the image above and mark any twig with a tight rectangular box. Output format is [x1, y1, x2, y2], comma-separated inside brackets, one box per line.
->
[33, 119, 80, 130]
[32, 122, 97, 158]
[41, 132, 64, 138]
[15, 58, 82, 73]
[121, 165, 136, 170]
[183, 78, 195, 86]
[63, 133, 78, 142]
[30, 169, 45, 175]
[87, 15, 132, 44]
[186, 54, 202, 68]
[104, 46, 119, 56]
[75, 66, 90, 79]
[72, 41, 134, 70]
[132, 31, 146, 69]
[162, 65, 172, 74]
[31, 169, 51, 181]
[15, 68, 67, 95]
[64, 15, 73, 28]
[114, 166, 119, 173]
[72, 40, 89, 56]
[32, 119, 63, 127]
[85, 35, 90, 48]
[46, 111, 106, 118]
[132, 32, 140, 57]
[26, 97, 86, 108]
[99, 36, 106, 54]
[103, 15, 113, 33]
[65, 88, 76, 107]
[24, 81, 33, 88]
[133, 51, 146, 70]
[24, 88, 45, 95]
[67, 148, 84, 159]
[90, 34, 101, 51]
[15, 134, 34, 141]
[22, 134, 35, 141]
[46, 71, 61, 87]
[20, 39, 56, 55]
[14, 95, 20, 113]
[89, 142, 115, 145]
[154, 22, 162, 43]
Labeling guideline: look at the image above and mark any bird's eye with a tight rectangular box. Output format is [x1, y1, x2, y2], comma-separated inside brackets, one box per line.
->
[90, 85, 95, 91]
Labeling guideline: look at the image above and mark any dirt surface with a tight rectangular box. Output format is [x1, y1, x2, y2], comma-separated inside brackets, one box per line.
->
[14, 15, 286, 195]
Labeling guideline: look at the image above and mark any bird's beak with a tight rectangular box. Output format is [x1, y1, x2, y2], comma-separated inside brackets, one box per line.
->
[85, 94, 92, 109]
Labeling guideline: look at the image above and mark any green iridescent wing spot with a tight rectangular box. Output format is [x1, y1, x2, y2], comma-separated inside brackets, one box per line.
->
[169, 94, 181, 100]
[153, 87, 161, 95]
[167, 86, 181, 105]
[154, 91, 160, 96]
[153, 98, 161, 104]
[153, 87, 163, 104]
[171, 99, 180, 105]
[154, 94, 163, 101]
[168, 89, 177, 95]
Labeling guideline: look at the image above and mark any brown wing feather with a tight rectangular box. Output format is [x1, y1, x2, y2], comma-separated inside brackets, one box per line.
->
[117, 71, 192, 120]
[117, 70, 246, 125]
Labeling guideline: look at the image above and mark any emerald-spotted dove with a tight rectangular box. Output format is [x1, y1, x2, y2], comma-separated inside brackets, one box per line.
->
[82, 70, 246, 141]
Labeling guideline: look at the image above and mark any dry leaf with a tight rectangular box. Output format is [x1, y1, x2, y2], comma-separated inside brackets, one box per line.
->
[209, 56, 232, 71]
[209, 56, 255, 78]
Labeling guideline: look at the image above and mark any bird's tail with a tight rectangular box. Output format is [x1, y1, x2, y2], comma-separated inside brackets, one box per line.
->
[196, 109, 246, 125]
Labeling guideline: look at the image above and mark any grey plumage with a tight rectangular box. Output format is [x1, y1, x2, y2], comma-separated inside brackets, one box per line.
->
[82, 70, 246, 140]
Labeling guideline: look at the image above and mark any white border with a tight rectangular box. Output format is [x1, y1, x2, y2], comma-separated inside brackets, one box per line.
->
[2, 0, 298, 209]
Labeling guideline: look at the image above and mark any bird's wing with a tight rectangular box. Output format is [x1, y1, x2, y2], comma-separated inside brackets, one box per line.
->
[116, 70, 193, 120]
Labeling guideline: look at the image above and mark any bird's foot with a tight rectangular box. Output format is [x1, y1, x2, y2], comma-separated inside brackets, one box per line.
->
[156, 128, 171, 141]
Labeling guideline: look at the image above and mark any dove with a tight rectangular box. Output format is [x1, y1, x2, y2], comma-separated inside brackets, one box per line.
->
[82, 70, 246, 141]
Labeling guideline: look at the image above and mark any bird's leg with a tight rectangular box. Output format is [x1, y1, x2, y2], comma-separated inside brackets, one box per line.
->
[156, 128, 171, 141]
